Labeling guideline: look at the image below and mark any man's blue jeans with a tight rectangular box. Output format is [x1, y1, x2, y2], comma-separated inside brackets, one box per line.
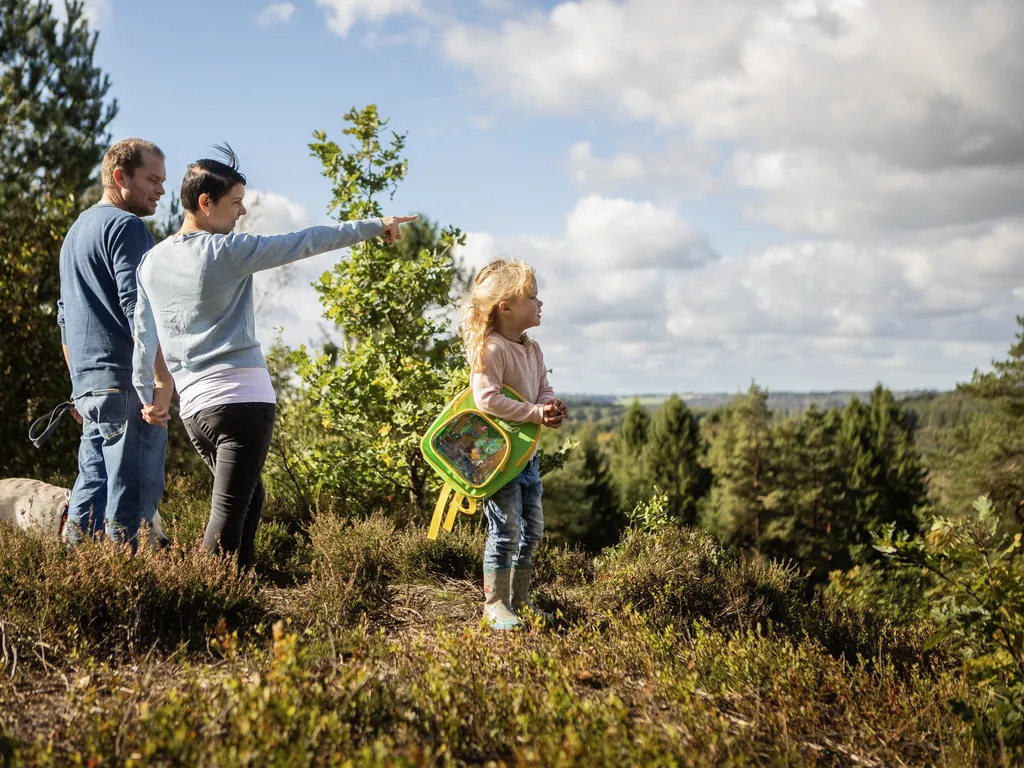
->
[64, 387, 167, 548]
[483, 454, 544, 570]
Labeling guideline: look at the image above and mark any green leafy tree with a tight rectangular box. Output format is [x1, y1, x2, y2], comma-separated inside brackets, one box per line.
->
[293, 106, 466, 513]
[700, 384, 774, 553]
[642, 394, 707, 526]
[878, 496, 1024, 756]
[0, 0, 116, 477]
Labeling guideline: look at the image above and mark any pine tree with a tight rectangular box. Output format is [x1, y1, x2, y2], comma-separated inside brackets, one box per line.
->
[947, 316, 1024, 522]
[1, 0, 117, 476]
[543, 427, 625, 552]
[642, 394, 707, 526]
[578, 428, 626, 551]
[611, 398, 654, 509]
[619, 399, 650, 452]
[836, 386, 926, 564]
[764, 406, 847, 582]
[701, 384, 774, 552]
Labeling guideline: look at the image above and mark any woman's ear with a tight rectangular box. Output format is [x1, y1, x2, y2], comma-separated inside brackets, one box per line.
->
[198, 193, 211, 216]
[497, 300, 511, 315]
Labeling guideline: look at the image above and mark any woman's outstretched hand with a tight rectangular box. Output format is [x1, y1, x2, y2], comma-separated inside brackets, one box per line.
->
[381, 215, 418, 243]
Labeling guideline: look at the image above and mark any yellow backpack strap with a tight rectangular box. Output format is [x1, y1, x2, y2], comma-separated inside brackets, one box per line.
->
[428, 484, 455, 540]
[460, 496, 478, 516]
[443, 493, 464, 532]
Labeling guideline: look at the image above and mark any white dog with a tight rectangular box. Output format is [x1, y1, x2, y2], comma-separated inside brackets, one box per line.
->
[0, 478, 166, 546]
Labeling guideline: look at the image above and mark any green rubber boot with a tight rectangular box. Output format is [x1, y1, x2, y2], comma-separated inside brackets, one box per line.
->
[483, 567, 523, 631]
[511, 566, 553, 623]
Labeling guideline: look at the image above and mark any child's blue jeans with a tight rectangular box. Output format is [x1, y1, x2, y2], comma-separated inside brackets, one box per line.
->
[483, 453, 544, 570]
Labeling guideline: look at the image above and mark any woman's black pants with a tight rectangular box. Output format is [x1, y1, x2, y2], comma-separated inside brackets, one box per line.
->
[183, 402, 276, 568]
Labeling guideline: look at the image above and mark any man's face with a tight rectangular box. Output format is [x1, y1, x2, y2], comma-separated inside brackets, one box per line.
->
[203, 183, 247, 235]
[118, 152, 166, 217]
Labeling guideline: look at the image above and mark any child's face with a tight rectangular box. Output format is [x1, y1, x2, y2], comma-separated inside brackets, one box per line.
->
[502, 285, 543, 332]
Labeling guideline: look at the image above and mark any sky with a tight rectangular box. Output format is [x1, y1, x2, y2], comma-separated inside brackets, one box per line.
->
[72, 0, 1024, 395]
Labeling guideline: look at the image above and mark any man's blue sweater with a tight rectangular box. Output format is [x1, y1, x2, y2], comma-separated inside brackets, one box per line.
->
[57, 203, 155, 398]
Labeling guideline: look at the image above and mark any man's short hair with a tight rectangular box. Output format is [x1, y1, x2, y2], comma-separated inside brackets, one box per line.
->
[181, 143, 247, 213]
[101, 139, 165, 189]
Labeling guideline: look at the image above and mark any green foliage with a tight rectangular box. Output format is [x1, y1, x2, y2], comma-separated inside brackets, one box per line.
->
[0, 0, 117, 476]
[701, 383, 775, 551]
[610, 398, 655, 508]
[146, 192, 183, 241]
[292, 106, 467, 513]
[538, 436, 579, 477]
[802, 587, 940, 676]
[642, 394, 708, 525]
[761, 405, 847, 581]
[878, 495, 1024, 753]
[625, 487, 673, 532]
[542, 428, 627, 552]
[701, 384, 927, 586]
[945, 316, 1024, 522]
[835, 386, 928, 560]
[0, 482, 996, 766]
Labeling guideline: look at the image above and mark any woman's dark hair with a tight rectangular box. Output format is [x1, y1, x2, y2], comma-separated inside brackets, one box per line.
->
[181, 143, 247, 213]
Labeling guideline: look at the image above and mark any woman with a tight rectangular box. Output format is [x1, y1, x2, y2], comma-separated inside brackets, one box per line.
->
[132, 145, 414, 566]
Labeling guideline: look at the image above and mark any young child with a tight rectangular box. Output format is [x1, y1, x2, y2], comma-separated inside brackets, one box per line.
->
[460, 258, 569, 630]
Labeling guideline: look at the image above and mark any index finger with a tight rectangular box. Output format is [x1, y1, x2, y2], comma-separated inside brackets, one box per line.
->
[394, 215, 418, 224]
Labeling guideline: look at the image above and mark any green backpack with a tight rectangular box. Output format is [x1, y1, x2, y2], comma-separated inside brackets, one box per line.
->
[420, 385, 540, 539]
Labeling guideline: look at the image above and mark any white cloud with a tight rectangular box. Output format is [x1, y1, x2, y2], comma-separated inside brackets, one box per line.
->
[316, 0, 422, 37]
[256, 2, 296, 26]
[236, 190, 311, 235]
[444, 0, 1024, 155]
[445, 1, 1024, 236]
[568, 139, 721, 195]
[462, 195, 1024, 393]
[563, 195, 717, 270]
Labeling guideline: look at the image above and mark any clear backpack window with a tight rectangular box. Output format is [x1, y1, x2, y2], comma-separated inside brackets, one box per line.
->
[430, 411, 509, 488]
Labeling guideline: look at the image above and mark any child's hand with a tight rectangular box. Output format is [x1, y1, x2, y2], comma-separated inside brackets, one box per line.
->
[552, 398, 569, 420]
[541, 403, 564, 428]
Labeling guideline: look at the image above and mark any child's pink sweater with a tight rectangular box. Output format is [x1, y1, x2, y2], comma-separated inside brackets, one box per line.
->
[471, 333, 556, 424]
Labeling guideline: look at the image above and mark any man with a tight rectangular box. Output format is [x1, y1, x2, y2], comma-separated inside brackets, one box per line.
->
[56, 138, 174, 548]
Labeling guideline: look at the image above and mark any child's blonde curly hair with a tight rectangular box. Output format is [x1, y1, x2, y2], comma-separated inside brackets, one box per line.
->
[459, 258, 537, 373]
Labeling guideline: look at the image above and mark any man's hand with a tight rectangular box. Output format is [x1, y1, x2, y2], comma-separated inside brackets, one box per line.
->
[541, 403, 565, 429]
[142, 403, 170, 427]
[381, 215, 418, 244]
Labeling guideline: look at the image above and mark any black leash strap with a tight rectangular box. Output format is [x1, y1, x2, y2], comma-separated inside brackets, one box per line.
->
[28, 400, 75, 448]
